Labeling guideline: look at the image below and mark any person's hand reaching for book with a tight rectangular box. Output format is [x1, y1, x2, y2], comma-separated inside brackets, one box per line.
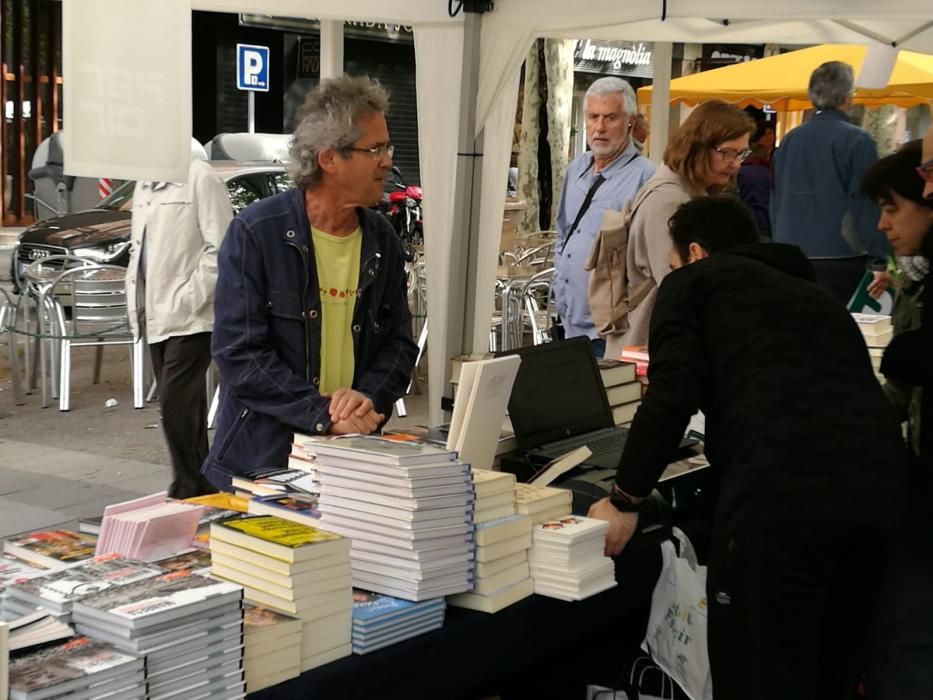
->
[587, 497, 639, 556]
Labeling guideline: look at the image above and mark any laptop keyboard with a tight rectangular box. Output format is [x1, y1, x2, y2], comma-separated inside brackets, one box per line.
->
[545, 429, 628, 455]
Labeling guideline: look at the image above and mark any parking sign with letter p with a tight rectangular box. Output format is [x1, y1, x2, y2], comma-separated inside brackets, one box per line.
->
[236, 44, 270, 92]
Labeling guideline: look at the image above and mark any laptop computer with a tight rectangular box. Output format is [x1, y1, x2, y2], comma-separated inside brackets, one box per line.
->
[498, 337, 633, 470]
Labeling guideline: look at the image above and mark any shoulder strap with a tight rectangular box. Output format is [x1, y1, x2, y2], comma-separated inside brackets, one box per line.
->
[561, 174, 606, 254]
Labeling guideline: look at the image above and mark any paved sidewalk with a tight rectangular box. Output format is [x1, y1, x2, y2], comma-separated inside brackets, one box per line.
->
[0, 439, 171, 538]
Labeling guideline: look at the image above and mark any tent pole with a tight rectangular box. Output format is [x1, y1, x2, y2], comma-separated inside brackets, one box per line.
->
[320, 20, 345, 79]
[440, 9, 484, 420]
[648, 42, 673, 164]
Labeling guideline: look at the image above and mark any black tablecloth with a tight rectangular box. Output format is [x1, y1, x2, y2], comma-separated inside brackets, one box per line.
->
[249, 545, 662, 700]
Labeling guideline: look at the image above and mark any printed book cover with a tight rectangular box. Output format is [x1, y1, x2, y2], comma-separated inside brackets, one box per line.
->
[534, 515, 609, 541]
[8, 636, 140, 694]
[214, 515, 340, 548]
[74, 571, 241, 624]
[351, 589, 444, 624]
[303, 436, 457, 464]
[243, 603, 301, 631]
[8, 554, 162, 608]
[0, 553, 49, 586]
[4, 530, 98, 567]
[152, 549, 213, 575]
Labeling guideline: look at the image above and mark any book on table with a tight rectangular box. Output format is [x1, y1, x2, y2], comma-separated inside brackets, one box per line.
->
[530, 515, 617, 601]
[247, 494, 321, 527]
[297, 434, 457, 466]
[71, 570, 243, 631]
[596, 358, 637, 387]
[5, 610, 74, 652]
[446, 354, 522, 472]
[3, 530, 97, 569]
[0, 552, 50, 586]
[8, 636, 144, 700]
[5, 554, 163, 615]
[210, 515, 349, 564]
[447, 577, 534, 614]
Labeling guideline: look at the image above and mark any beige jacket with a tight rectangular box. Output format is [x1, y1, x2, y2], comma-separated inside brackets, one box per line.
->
[605, 164, 692, 357]
[126, 159, 233, 343]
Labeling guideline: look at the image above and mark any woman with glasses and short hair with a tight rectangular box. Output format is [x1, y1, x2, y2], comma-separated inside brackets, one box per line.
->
[605, 100, 754, 355]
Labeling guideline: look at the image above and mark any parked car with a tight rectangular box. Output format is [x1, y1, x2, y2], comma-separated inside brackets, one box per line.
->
[11, 161, 293, 293]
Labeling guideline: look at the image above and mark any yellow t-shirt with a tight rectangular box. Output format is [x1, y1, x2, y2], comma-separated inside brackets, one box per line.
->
[311, 226, 362, 395]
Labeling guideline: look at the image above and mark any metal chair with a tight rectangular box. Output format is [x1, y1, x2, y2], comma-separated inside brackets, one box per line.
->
[518, 267, 556, 346]
[42, 264, 144, 411]
[0, 288, 25, 405]
[17, 254, 96, 398]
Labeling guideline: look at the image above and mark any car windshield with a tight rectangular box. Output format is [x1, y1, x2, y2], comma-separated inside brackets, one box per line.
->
[96, 180, 136, 212]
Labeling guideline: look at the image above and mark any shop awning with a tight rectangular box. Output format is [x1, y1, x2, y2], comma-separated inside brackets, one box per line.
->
[637, 44, 933, 110]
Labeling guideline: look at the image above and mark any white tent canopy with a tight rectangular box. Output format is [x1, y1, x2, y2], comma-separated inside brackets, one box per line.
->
[64, 0, 933, 424]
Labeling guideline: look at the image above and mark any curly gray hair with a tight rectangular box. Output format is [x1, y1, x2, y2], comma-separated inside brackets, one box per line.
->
[289, 75, 390, 190]
[808, 61, 854, 111]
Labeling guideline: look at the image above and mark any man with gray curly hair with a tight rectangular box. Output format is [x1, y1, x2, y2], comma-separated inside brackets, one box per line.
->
[772, 60, 891, 303]
[202, 75, 418, 491]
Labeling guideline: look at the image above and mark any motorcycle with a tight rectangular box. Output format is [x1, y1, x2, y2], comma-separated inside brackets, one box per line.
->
[377, 166, 423, 262]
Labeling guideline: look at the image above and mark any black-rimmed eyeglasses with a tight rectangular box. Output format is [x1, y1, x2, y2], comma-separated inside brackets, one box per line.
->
[344, 143, 395, 159]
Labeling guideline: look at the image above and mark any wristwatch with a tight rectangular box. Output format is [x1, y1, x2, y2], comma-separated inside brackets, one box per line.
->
[609, 485, 643, 513]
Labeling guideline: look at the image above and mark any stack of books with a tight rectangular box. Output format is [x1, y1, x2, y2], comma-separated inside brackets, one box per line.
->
[182, 493, 250, 550]
[597, 359, 642, 425]
[618, 346, 650, 378]
[299, 436, 475, 601]
[471, 469, 517, 524]
[852, 313, 893, 380]
[247, 494, 320, 527]
[231, 467, 318, 499]
[351, 589, 445, 654]
[209, 515, 352, 672]
[448, 513, 534, 613]
[71, 572, 245, 699]
[4, 610, 74, 653]
[3, 530, 97, 569]
[514, 483, 574, 525]
[94, 492, 204, 562]
[242, 603, 302, 692]
[4, 554, 162, 623]
[0, 552, 49, 587]
[8, 636, 145, 700]
[530, 516, 617, 601]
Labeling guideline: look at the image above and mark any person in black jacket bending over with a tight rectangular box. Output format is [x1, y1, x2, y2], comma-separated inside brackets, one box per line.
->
[588, 195, 909, 700]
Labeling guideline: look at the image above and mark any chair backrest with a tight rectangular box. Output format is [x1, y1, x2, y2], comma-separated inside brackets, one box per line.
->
[46, 265, 131, 338]
[21, 255, 95, 295]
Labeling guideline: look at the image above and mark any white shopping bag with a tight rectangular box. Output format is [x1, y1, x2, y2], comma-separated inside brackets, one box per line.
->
[641, 528, 712, 700]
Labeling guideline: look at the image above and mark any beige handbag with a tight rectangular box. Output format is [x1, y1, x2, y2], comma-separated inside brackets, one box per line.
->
[584, 181, 662, 336]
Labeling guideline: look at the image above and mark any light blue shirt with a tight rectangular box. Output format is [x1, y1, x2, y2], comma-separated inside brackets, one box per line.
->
[553, 143, 656, 340]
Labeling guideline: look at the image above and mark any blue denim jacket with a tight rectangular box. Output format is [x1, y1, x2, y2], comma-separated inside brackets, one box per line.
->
[202, 189, 417, 490]
[771, 109, 889, 264]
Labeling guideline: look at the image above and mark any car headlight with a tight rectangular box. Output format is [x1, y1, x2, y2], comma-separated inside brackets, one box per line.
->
[73, 241, 131, 263]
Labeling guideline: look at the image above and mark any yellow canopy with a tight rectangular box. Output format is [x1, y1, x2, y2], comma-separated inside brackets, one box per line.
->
[637, 44, 933, 110]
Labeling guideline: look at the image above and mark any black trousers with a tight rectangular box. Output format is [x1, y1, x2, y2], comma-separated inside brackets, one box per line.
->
[150, 332, 216, 499]
[706, 524, 887, 700]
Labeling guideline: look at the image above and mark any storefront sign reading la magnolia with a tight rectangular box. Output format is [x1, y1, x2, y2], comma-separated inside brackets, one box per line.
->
[574, 40, 654, 78]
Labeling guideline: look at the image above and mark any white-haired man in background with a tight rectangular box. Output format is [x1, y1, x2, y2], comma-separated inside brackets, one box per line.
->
[552, 77, 656, 357]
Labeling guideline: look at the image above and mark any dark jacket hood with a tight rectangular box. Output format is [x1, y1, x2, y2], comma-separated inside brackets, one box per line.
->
[722, 242, 818, 283]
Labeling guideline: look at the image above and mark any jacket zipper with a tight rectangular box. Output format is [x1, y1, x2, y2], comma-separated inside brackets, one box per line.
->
[286, 239, 313, 382]
[217, 407, 249, 461]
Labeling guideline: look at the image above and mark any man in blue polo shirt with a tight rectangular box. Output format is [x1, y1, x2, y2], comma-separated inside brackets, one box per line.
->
[553, 77, 655, 357]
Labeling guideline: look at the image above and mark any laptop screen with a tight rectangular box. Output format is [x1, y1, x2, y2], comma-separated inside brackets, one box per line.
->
[499, 337, 614, 451]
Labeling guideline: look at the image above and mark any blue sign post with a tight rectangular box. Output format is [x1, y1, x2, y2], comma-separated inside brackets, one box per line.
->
[236, 44, 270, 133]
